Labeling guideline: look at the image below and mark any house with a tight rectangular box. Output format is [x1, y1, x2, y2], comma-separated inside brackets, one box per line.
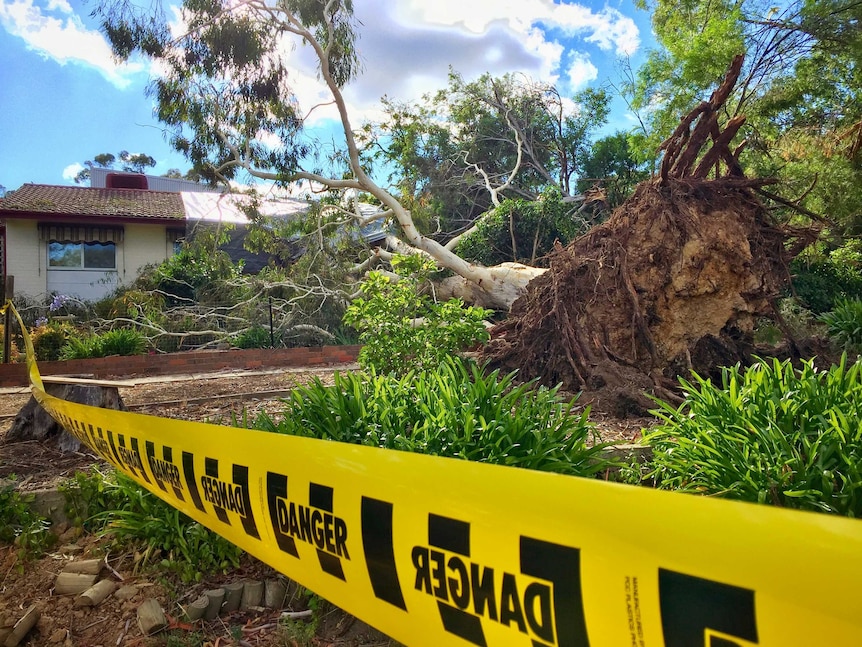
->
[0, 172, 389, 304]
[0, 182, 187, 302]
[0, 174, 315, 302]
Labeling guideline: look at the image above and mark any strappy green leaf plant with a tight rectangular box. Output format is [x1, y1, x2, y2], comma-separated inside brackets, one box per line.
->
[645, 355, 862, 516]
[252, 356, 611, 477]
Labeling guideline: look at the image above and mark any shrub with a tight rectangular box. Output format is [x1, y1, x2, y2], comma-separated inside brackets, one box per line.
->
[234, 325, 271, 349]
[0, 480, 54, 559]
[251, 356, 611, 477]
[59, 328, 147, 359]
[31, 322, 75, 361]
[98, 328, 147, 356]
[453, 187, 592, 267]
[145, 247, 243, 305]
[820, 299, 862, 353]
[343, 254, 491, 375]
[59, 335, 102, 360]
[645, 355, 862, 516]
[790, 242, 862, 314]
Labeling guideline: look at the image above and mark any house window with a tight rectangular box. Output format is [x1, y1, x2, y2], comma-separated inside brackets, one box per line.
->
[48, 241, 117, 269]
[167, 228, 186, 255]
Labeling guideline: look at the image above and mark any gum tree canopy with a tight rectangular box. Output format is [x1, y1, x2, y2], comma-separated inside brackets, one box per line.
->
[98, 0, 611, 309]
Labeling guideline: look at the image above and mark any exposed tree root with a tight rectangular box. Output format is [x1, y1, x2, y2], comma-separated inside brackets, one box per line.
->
[482, 55, 800, 415]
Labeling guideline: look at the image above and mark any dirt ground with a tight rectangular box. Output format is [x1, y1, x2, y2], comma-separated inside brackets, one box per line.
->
[0, 364, 652, 647]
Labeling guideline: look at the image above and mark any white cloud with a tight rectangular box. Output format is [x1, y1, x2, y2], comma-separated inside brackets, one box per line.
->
[395, 0, 640, 55]
[61, 162, 83, 182]
[566, 51, 599, 89]
[275, 0, 640, 128]
[0, 0, 145, 88]
[44, 0, 71, 13]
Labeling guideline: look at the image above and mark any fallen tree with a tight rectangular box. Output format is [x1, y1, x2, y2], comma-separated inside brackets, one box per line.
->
[98, 0, 606, 310]
[481, 56, 805, 414]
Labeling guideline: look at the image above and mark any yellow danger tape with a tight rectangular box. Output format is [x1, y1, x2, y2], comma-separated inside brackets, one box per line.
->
[6, 301, 862, 646]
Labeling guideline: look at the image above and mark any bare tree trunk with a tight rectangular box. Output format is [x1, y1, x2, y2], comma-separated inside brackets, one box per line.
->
[434, 263, 546, 309]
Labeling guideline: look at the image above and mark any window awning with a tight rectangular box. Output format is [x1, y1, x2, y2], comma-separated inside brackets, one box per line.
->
[39, 224, 124, 243]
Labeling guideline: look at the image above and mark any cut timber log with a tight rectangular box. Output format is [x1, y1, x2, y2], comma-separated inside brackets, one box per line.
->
[3, 605, 39, 647]
[203, 588, 225, 621]
[185, 596, 209, 622]
[62, 559, 104, 575]
[264, 578, 286, 609]
[240, 580, 263, 609]
[75, 579, 117, 607]
[222, 582, 244, 614]
[137, 599, 168, 635]
[55, 572, 98, 595]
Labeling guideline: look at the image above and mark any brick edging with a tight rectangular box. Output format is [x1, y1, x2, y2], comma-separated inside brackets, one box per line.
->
[0, 345, 362, 387]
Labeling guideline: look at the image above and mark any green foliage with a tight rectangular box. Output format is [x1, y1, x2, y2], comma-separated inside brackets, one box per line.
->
[454, 187, 591, 267]
[141, 245, 243, 305]
[234, 325, 271, 349]
[30, 321, 74, 361]
[73, 150, 157, 184]
[106, 288, 167, 326]
[0, 480, 54, 559]
[97, 0, 358, 184]
[631, 0, 862, 242]
[343, 255, 491, 375]
[278, 601, 320, 647]
[62, 469, 242, 582]
[59, 335, 103, 360]
[251, 356, 611, 477]
[754, 298, 823, 345]
[59, 328, 147, 359]
[820, 299, 862, 352]
[645, 355, 862, 516]
[791, 244, 862, 313]
[59, 467, 121, 530]
[164, 631, 205, 647]
[99, 328, 148, 355]
[576, 131, 650, 209]
[369, 72, 611, 237]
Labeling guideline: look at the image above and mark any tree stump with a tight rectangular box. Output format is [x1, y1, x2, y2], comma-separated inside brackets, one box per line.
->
[3, 383, 126, 451]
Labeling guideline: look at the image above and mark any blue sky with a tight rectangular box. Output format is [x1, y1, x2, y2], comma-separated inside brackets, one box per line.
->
[0, 0, 656, 193]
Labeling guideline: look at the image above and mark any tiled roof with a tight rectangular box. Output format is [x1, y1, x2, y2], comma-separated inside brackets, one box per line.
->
[0, 184, 186, 221]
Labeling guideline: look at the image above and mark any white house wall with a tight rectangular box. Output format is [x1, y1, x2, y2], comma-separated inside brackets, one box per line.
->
[47, 268, 120, 302]
[4, 219, 177, 302]
[4, 220, 45, 297]
[120, 223, 176, 286]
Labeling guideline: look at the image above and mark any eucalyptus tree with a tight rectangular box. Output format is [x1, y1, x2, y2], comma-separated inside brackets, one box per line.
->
[95, 0, 609, 308]
[577, 131, 649, 209]
[366, 72, 609, 240]
[74, 151, 158, 183]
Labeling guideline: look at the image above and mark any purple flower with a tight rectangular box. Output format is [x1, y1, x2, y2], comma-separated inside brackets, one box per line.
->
[36, 316, 48, 326]
[49, 294, 69, 312]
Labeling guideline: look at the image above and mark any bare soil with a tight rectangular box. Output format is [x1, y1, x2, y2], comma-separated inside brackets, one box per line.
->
[0, 365, 651, 647]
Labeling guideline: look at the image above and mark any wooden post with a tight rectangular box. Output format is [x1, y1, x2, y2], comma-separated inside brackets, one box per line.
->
[55, 572, 99, 595]
[137, 599, 168, 635]
[2, 276, 11, 364]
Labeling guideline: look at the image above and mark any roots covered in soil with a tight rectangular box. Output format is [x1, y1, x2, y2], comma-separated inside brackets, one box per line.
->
[481, 55, 805, 415]
[482, 177, 791, 414]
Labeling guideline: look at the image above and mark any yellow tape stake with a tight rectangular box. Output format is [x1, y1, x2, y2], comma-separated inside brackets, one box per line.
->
[7, 301, 862, 646]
